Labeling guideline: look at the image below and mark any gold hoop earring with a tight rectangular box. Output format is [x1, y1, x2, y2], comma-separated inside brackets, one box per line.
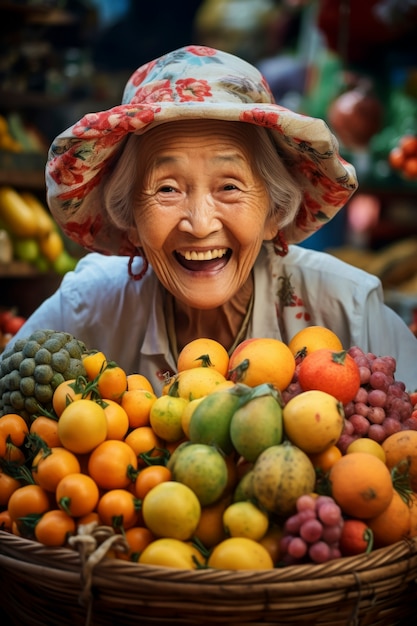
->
[272, 230, 289, 256]
[128, 248, 149, 280]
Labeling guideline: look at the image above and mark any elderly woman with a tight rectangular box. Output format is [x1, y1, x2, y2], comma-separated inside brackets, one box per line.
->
[8, 46, 417, 391]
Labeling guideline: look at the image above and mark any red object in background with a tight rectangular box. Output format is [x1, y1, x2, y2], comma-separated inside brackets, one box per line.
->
[327, 86, 383, 149]
[317, 0, 417, 63]
[0, 309, 26, 336]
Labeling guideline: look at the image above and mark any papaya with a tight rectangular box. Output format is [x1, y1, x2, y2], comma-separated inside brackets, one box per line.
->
[20, 192, 56, 236]
[0, 186, 38, 237]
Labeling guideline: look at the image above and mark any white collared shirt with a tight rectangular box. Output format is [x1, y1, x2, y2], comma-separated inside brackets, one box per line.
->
[6, 244, 417, 393]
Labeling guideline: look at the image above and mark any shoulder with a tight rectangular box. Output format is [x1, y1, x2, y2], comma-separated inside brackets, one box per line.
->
[59, 253, 158, 302]
[270, 244, 381, 291]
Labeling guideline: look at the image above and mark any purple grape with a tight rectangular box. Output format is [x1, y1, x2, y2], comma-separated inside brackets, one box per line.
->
[317, 501, 342, 526]
[355, 387, 369, 403]
[355, 402, 370, 417]
[369, 371, 391, 392]
[309, 541, 331, 564]
[284, 514, 302, 535]
[382, 417, 402, 436]
[343, 401, 355, 418]
[321, 524, 343, 544]
[367, 406, 385, 425]
[358, 366, 371, 384]
[368, 389, 387, 407]
[300, 519, 323, 543]
[348, 414, 370, 435]
[287, 537, 308, 559]
[367, 423, 386, 442]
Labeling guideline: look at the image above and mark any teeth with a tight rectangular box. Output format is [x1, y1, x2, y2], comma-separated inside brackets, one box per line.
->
[182, 248, 228, 261]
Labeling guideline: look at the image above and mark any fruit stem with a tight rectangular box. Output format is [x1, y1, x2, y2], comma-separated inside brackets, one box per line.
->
[227, 358, 250, 384]
[331, 351, 348, 365]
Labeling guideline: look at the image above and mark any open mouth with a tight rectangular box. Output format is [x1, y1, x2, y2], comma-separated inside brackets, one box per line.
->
[175, 248, 231, 271]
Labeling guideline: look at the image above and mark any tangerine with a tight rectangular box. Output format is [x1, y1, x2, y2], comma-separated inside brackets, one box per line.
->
[193, 495, 231, 548]
[177, 338, 229, 377]
[124, 426, 165, 467]
[367, 489, 411, 548]
[308, 444, 342, 473]
[102, 399, 130, 440]
[329, 452, 394, 519]
[82, 351, 107, 381]
[288, 326, 343, 358]
[121, 388, 157, 429]
[382, 430, 417, 491]
[97, 364, 128, 402]
[126, 374, 155, 394]
[228, 337, 295, 391]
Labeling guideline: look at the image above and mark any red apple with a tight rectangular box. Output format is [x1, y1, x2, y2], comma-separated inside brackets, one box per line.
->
[3, 315, 26, 335]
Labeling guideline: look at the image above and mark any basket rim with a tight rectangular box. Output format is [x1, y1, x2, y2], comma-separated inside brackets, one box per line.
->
[1, 529, 417, 584]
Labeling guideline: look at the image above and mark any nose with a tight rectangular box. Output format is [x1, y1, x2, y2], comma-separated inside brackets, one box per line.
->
[178, 193, 222, 237]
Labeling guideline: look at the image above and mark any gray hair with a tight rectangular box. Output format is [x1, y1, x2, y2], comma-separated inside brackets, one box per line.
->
[102, 124, 302, 234]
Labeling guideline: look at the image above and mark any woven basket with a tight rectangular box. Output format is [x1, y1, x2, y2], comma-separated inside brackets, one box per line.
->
[0, 529, 417, 626]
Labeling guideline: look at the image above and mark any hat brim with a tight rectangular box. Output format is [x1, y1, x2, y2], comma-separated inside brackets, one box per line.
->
[46, 100, 358, 256]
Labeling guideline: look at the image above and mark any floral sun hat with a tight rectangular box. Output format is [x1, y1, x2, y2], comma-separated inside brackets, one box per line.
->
[46, 45, 358, 257]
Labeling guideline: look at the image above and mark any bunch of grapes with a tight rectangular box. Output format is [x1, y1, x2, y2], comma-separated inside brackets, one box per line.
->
[337, 347, 416, 452]
[280, 494, 344, 565]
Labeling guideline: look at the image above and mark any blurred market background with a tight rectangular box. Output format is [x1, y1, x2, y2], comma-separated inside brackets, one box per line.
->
[0, 0, 417, 344]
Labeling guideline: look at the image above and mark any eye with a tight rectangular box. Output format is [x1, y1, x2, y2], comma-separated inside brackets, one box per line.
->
[158, 185, 176, 193]
[223, 183, 239, 191]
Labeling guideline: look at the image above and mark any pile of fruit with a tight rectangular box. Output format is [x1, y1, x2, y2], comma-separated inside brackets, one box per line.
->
[0, 326, 416, 571]
[388, 134, 417, 181]
[0, 186, 78, 275]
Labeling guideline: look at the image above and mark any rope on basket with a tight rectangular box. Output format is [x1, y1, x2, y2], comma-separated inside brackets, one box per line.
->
[68, 522, 129, 626]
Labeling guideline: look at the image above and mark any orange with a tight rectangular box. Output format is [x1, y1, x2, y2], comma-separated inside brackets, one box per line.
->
[52, 379, 87, 417]
[127, 373, 155, 394]
[29, 416, 61, 448]
[97, 364, 128, 402]
[228, 337, 295, 391]
[388, 146, 406, 171]
[288, 326, 343, 358]
[121, 388, 157, 429]
[102, 399, 130, 440]
[259, 525, 284, 564]
[308, 444, 342, 473]
[193, 495, 231, 548]
[382, 430, 417, 491]
[135, 465, 172, 500]
[298, 348, 360, 404]
[82, 351, 107, 381]
[329, 452, 394, 519]
[0, 413, 28, 447]
[400, 134, 417, 157]
[116, 526, 155, 562]
[124, 426, 165, 467]
[0, 470, 21, 507]
[368, 489, 411, 548]
[403, 156, 417, 179]
[177, 338, 229, 377]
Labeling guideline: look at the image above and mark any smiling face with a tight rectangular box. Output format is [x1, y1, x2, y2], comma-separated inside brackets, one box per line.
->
[129, 120, 277, 309]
